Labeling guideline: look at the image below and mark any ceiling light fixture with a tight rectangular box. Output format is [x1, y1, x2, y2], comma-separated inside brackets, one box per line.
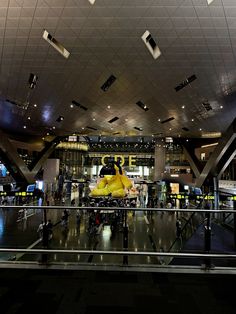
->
[191, 119, 194, 122]
[175, 74, 197, 92]
[207, 0, 215, 5]
[27, 116, 31, 120]
[136, 101, 149, 112]
[23, 125, 26, 129]
[220, 105, 223, 109]
[28, 73, 38, 89]
[33, 104, 37, 107]
[71, 100, 88, 111]
[101, 75, 116, 92]
[141, 30, 161, 59]
[88, 0, 96, 4]
[42, 30, 70, 59]
[70, 104, 74, 108]
[56, 115, 64, 122]
[181, 105, 185, 109]
[108, 116, 119, 123]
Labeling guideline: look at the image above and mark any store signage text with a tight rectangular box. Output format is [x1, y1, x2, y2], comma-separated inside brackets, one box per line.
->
[101, 155, 136, 167]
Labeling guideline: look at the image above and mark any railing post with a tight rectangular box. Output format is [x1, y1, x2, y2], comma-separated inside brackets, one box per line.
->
[123, 209, 128, 265]
[234, 201, 236, 250]
[204, 206, 212, 268]
[41, 208, 48, 263]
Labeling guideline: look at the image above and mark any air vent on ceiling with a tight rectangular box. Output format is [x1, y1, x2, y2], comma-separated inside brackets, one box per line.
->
[134, 127, 143, 131]
[136, 101, 149, 112]
[182, 127, 189, 131]
[202, 102, 212, 111]
[71, 100, 88, 111]
[161, 117, 175, 124]
[175, 74, 197, 92]
[86, 126, 98, 131]
[28, 73, 38, 89]
[56, 115, 64, 122]
[42, 30, 70, 59]
[101, 75, 116, 92]
[108, 116, 119, 123]
[141, 30, 161, 60]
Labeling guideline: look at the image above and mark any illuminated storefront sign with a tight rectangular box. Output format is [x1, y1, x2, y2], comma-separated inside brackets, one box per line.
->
[101, 155, 136, 167]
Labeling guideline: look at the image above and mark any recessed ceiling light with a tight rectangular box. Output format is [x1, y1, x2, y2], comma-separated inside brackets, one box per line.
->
[42, 137, 45, 140]
[82, 127, 84, 130]
[88, 0, 96, 4]
[186, 139, 189, 142]
[220, 105, 223, 109]
[199, 128, 202, 131]
[70, 104, 74, 108]
[46, 132, 50, 136]
[52, 126, 55, 129]
[181, 105, 185, 109]
[23, 125, 26, 129]
[125, 119, 128, 122]
[93, 118, 95, 121]
[33, 104, 37, 107]
[27, 116, 31, 120]
[169, 128, 172, 131]
[107, 105, 111, 109]
[191, 119, 194, 122]
[158, 118, 161, 122]
[56, 115, 64, 122]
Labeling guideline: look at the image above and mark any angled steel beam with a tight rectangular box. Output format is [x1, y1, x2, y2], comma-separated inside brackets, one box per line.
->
[195, 118, 236, 187]
[0, 129, 35, 183]
[182, 146, 201, 178]
[217, 138, 236, 179]
[28, 137, 61, 173]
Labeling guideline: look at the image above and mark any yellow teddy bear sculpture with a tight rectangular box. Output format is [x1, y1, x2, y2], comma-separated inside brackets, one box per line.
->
[90, 160, 132, 198]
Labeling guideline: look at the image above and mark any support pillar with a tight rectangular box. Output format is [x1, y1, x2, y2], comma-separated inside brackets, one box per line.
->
[154, 141, 166, 181]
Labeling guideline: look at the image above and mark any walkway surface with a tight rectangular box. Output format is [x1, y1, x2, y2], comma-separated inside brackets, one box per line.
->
[0, 268, 235, 314]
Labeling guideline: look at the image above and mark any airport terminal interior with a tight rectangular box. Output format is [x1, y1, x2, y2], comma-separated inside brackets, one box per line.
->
[0, 0, 236, 312]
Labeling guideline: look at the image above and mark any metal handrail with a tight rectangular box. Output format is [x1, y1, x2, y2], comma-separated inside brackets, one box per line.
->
[0, 248, 236, 258]
[0, 205, 235, 213]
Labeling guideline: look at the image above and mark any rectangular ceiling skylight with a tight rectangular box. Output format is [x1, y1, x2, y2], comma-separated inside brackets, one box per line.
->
[43, 30, 70, 59]
[141, 30, 161, 60]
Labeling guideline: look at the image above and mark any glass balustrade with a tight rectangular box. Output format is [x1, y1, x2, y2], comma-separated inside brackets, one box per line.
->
[0, 203, 235, 271]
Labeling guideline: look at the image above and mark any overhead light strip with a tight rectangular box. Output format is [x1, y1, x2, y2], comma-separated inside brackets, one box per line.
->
[42, 30, 70, 59]
[161, 117, 175, 124]
[136, 101, 149, 112]
[175, 74, 197, 92]
[108, 117, 119, 123]
[201, 143, 218, 148]
[72, 100, 88, 111]
[141, 30, 161, 60]
[101, 75, 116, 92]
